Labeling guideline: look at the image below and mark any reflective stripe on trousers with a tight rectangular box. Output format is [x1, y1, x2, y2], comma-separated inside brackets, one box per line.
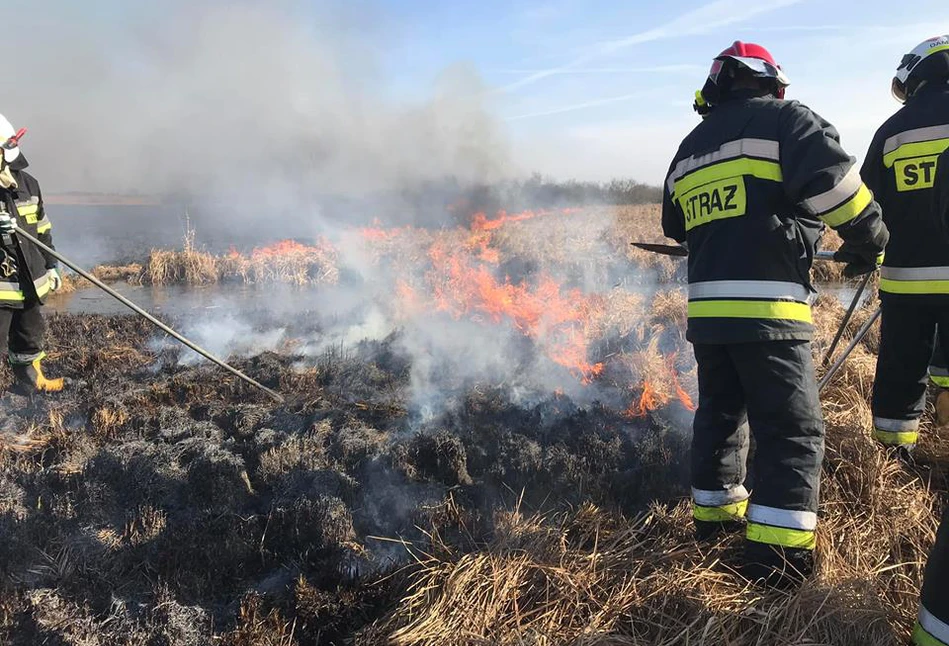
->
[692, 486, 750, 522]
[932, 365, 949, 388]
[746, 504, 817, 550]
[688, 280, 813, 322]
[8, 350, 45, 365]
[915, 606, 949, 646]
[880, 266, 949, 295]
[873, 416, 920, 447]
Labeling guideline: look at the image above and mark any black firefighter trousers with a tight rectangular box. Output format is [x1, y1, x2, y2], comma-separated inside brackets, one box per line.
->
[692, 341, 824, 551]
[915, 506, 949, 645]
[872, 300, 949, 448]
[0, 303, 46, 365]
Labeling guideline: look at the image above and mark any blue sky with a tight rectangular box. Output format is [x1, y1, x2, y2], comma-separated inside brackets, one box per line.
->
[376, 0, 949, 185]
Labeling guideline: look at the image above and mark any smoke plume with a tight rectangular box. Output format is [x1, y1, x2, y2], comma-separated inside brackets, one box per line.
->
[6, 0, 510, 199]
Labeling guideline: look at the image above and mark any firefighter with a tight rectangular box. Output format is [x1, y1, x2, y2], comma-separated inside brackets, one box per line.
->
[910, 145, 949, 646]
[662, 41, 889, 587]
[861, 35, 949, 454]
[0, 113, 64, 393]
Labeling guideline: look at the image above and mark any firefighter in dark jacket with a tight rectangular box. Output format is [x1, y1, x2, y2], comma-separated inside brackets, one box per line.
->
[662, 41, 889, 587]
[910, 145, 949, 646]
[861, 35, 949, 453]
[0, 114, 64, 393]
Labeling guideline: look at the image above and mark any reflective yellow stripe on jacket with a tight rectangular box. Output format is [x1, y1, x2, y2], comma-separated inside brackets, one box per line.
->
[882, 124, 949, 192]
[799, 165, 874, 227]
[687, 280, 813, 323]
[0, 274, 51, 303]
[667, 138, 782, 233]
[14, 196, 50, 233]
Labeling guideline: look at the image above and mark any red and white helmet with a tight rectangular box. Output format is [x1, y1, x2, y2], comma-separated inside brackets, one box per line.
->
[892, 35, 949, 103]
[695, 41, 790, 114]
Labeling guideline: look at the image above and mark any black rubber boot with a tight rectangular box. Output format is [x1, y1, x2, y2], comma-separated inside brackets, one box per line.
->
[695, 519, 745, 543]
[886, 444, 916, 466]
[741, 541, 813, 590]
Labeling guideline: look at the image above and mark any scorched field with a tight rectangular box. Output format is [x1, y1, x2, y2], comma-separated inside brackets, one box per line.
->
[0, 204, 942, 645]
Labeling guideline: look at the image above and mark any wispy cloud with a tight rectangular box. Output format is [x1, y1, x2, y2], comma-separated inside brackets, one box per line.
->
[498, 0, 805, 94]
[505, 90, 661, 121]
[494, 64, 703, 75]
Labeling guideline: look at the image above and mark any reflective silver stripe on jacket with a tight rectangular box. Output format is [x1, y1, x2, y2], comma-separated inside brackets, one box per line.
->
[799, 165, 864, 215]
[691, 485, 749, 507]
[919, 606, 949, 645]
[931, 366, 949, 377]
[880, 266, 949, 281]
[883, 124, 949, 155]
[688, 280, 812, 304]
[873, 417, 920, 432]
[747, 504, 817, 531]
[666, 138, 780, 193]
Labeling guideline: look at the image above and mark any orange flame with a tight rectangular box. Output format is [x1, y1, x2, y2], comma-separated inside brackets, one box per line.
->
[359, 218, 410, 241]
[424, 238, 604, 382]
[626, 381, 670, 418]
[470, 208, 580, 232]
[351, 206, 641, 384]
[249, 239, 334, 259]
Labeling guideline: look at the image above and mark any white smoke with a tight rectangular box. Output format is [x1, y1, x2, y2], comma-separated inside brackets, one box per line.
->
[6, 0, 511, 199]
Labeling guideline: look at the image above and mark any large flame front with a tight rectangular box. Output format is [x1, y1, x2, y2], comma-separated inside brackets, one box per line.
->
[349, 206, 695, 408]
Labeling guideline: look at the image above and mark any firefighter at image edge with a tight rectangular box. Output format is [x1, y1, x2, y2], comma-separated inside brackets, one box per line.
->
[661, 41, 889, 587]
[0, 113, 65, 393]
[861, 36, 949, 458]
[910, 42, 949, 646]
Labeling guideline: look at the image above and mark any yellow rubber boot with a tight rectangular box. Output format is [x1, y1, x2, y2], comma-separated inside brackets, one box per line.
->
[12, 359, 65, 393]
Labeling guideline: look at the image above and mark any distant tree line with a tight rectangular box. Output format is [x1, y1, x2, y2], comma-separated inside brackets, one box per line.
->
[498, 173, 663, 209]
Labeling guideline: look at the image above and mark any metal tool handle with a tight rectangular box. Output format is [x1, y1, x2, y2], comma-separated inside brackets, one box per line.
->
[818, 306, 881, 392]
[13, 225, 285, 403]
[821, 270, 874, 367]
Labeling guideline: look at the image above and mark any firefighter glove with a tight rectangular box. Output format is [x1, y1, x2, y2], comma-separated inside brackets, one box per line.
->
[0, 212, 13, 233]
[47, 268, 62, 292]
[833, 241, 882, 278]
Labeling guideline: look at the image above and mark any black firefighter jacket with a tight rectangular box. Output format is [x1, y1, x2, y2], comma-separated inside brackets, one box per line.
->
[862, 84, 949, 303]
[662, 93, 889, 345]
[0, 154, 57, 309]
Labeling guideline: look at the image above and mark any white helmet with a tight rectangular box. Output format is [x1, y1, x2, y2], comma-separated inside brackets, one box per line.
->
[0, 114, 21, 164]
[892, 35, 949, 103]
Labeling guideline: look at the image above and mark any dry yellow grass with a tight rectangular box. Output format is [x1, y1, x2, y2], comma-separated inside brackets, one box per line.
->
[358, 277, 942, 646]
[140, 230, 338, 287]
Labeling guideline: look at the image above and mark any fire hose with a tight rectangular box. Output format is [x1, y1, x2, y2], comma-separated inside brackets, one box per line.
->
[13, 225, 285, 403]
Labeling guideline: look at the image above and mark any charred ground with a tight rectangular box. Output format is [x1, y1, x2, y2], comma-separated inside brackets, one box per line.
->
[0, 310, 691, 645]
